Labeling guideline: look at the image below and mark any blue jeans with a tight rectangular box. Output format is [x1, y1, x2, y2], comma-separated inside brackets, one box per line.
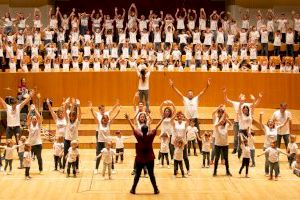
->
[250, 149, 255, 166]
[286, 44, 294, 57]
[261, 43, 268, 56]
[274, 46, 280, 56]
[277, 134, 289, 149]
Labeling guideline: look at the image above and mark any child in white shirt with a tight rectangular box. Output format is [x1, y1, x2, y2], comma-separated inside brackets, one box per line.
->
[66, 140, 79, 178]
[23, 144, 32, 180]
[258, 141, 288, 181]
[159, 133, 170, 168]
[239, 135, 251, 178]
[0, 139, 20, 175]
[18, 136, 26, 169]
[53, 136, 64, 171]
[287, 135, 298, 168]
[114, 131, 130, 164]
[173, 139, 187, 178]
[186, 119, 198, 156]
[96, 142, 115, 180]
[292, 154, 300, 177]
[202, 132, 211, 168]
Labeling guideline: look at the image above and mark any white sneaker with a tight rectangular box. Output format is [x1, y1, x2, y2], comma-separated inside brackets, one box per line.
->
[167, 165, 170, 169]
[156, 161, 160, 165]
[94, 169, 98, 174]
[112, 169, 116, 174]
[39, 171, 43, 175]
[0, 167, 3, 172]
[171, 160, 174, 165]
[187, 171, 191, 176]
[159, 165, 163, 168]
[8, 171, 12, 175]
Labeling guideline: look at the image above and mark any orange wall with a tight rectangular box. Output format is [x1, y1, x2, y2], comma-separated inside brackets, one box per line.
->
[0, 72, 300, 109]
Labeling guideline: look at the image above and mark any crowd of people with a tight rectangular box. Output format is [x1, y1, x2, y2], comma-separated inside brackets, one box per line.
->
[0, 4, 300, 73]
[0, 74, 299, 195]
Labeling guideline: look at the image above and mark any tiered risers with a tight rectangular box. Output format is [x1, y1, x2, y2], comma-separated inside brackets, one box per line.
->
[39, 106, 300, 149]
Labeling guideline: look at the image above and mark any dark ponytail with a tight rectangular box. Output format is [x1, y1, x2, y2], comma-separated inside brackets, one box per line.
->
[140, 69, 146, 83]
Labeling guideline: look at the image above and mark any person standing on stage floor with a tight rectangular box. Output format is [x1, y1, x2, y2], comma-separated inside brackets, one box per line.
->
[223, 88, 262, 154]
[169, 78, 211, 154]
[125, 113, 164, 195]
[27, 104, 43, 174]
[271, 102, 292, 149]
[0, 89, 35, 144]
[135, 61, 152, 112]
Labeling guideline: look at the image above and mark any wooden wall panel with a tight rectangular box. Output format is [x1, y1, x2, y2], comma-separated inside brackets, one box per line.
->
[0, 72, 299, 109]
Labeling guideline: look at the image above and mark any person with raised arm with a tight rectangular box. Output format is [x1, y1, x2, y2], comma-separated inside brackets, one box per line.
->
[169, 78, 211, 154]
[223, 88, 263, 154]
[0, 89, 34, 144]
[125, 113, 164, 195]
[27, 104, 43, 174]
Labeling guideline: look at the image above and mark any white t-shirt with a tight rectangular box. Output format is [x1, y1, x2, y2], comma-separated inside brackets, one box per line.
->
[137, 70, 150, 90]
[67, 147, 79, 163]
[288, 142, 298, 154]
[65, 119, 80, 141]
[271, 110, 292, 135]
[186, 126, 198, 141]
[56, 118, 67, 137]
[28, 123, 42, 146]
[183, 96, 199, 119]
[98, 122, 110, 142]
[214, 123, 229, 146]
[115, 136, 128, 149]
[101, 148, 115, 164]
[174, 146, 184, 161]
[263, 125, 278, 148]
[6, 104, 21, 127]
[23, 151, 32, 167]
[160, 138, 170, 153]
[265, 147, 284, 163]
[241, 145, 251, 158]
[53, 142, 64, 156]
[3, 146, 18, 159]
[231, 101, 252, 122]
[202, 138, 211, 152]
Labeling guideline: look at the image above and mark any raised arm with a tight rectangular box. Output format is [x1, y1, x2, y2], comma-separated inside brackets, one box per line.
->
[110, 107, 121, 123]
[197, 78, 211, 97]
[125, 113, 135, 131]
[33, 104, 43, 125]
[154, 116, 165, 131]
[169, 79, 184, 98]
[20, 89, 35, 109]
[88, 101, 98, 122]
[0, 97, 7, 109]
[259, 112, 266, 132]
[109, 99, 120, 115]
[47, 98, 57, 121]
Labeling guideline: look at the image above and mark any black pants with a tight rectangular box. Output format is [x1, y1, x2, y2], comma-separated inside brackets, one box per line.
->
[183, 145, 190, 171]
[54, 155, 62, 170]
[288, 153, 296, 167]
[6, 126, 20, 145]
[95, 142, 105, 169]
[174, 160, 184, 176]
[214, 145, 230, 174]
[116, 148, 124, 162]
[169, 135, 175, 159]
[192, 118, 202, 153]
[133, 159, 147, 175]
[67, 161, 76, 175]
[131, 160, 158, 192]
[277, 134, 289, 149]
[160, 152, 169, 165]
[188, 140, 197, 155]
[238, 130, 248, 159]
[63, 139, 71, 169]
[239, 158, 250, 175]
[4, 159, 12, 171]
[31, 144, 43, 171]
[25, 167, 30, 177]
[203, 151, 210, 166]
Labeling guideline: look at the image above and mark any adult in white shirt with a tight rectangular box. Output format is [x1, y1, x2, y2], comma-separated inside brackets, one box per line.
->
[213, 111, 232, 176]
[260, 112, 289, 176]
[63, 99, 81, 171]
[89, 102, 120, 174]
[46, 99, 67, 138]
[26, 104, 43, 173]
[0, 90, 34, 143]
[169, 78, 211, 154]
[223, 88, 262, 154]
[271, 102, 292, 149]
[136, 63, 152, 112]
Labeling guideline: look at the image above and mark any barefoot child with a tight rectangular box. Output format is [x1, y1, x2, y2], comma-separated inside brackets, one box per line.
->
[53, 136, 64, 171]
[66, 140, 79, 178]
[23, 144, 32, 180]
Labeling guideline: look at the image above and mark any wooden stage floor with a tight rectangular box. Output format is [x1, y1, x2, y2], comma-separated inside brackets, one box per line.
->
[0, 149, 299, 200]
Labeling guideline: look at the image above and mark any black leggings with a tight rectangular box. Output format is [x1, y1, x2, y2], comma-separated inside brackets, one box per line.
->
[25, 167, 30, 177]
[239, 158, 250, 175]
[67, 161, 76, 175]
[31, 144, 43, 172]
[214, 145, 230, 174]
[54, 155, 62, 170]
[4, 159, 12, 171]
[174, 160, 184, 176]
[131, 160, 157, 191]
[116, 148, 124, 162]
[95, 142, 105, 169]
[202, 151, 210, 166]
[188, 140, 197, 155]
[160, 152, 169, 165]
[63, 139, 71, 169]
[183, 145, 190, 171]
